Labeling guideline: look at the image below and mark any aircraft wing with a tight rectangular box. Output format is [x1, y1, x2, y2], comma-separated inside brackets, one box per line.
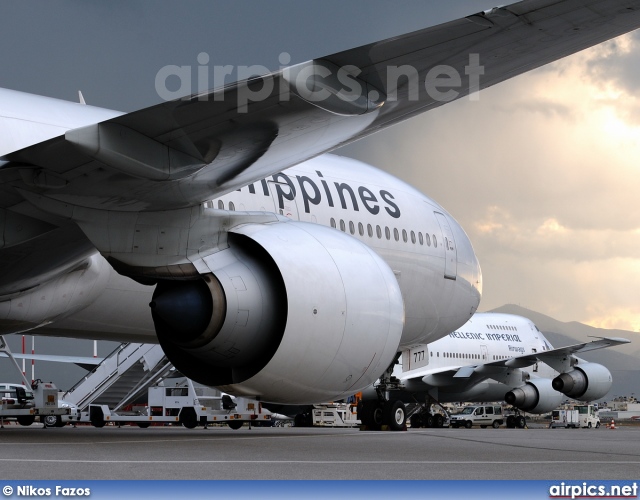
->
[398, 337, 630, 385]
[483, 336, 631, 369]
[5, 0, 640, 214]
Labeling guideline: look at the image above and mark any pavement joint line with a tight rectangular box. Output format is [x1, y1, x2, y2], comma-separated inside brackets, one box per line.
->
[0, 430, 383, 447]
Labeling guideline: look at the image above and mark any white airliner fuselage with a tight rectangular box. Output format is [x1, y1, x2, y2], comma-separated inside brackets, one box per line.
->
[0, 87, 482, 350]
[397, 313, 557, 404]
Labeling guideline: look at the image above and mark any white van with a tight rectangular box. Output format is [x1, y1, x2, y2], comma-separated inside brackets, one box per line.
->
[449, 405, 504, 428]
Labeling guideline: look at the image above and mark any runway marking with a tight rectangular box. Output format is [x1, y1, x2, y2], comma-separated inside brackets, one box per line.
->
[0, 459, 640, 465]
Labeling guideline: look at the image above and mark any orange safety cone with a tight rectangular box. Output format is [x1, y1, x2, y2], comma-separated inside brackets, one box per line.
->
[610, 419, 616, 430]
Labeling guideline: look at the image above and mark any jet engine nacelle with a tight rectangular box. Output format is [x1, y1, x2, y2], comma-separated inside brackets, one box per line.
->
[552, 362, 612, 401]
[504, 378, 563, 414]
[150, 221, 404, 404]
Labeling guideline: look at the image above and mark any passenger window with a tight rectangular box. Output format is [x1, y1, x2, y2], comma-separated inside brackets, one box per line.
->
[340, 219, 346, 232]
[385, 227, 391, 240]
[410, 231, 416, 244]
[393, 228, 399, 241]
[367, 224, 373, 237]
[218, 200, 224, 210]
[229, 201, 235, 211]
[330, 218, 336, 228]
[425, 233, 431, 246]
[349, 221, 355, 234]
[418, 232, 423, 245]
[358, 222, 364, 236]
[402, 229, 408, 243]
[433, 235, 437, 247]
[376, 225, 382, 239]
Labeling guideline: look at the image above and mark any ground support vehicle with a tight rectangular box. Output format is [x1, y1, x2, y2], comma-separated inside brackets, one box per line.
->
[83, 382, 273, 429]
[0, 381, 69, 426]
[550, 409, 580, 428]
[312, 403, 361, 427]
[551, 405, 600, 429]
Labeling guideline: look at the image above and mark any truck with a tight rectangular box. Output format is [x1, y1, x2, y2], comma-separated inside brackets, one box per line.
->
[550, 405, 600, 429]
[449, 404, 504, 428]
[0, 381, 70, 426]
[312, 403, 361, 427]
[84, 380, 274, 429]
[550, 409, 580, 428]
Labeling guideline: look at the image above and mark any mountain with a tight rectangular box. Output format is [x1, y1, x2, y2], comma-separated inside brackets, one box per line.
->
[491, 304, 640, 400]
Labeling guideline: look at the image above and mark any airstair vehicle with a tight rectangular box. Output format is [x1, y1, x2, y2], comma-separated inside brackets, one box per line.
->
[62, 343, 171, 412]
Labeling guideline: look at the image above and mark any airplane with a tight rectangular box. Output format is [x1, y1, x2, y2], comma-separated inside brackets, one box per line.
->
[358, 313, 629, 430]
[1, 1, 640, 431]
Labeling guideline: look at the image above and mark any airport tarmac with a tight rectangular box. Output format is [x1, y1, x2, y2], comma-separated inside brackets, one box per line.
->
[0, 424, 638, 480]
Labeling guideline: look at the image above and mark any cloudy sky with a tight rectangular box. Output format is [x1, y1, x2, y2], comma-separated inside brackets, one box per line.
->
[2, 1, 640, 335]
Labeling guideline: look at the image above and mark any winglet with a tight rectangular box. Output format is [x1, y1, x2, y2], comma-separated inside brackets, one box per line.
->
[587, 336, 631, 344]
[78, 90, 86, 105]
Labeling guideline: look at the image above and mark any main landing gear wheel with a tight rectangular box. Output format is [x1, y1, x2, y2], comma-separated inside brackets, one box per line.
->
[409, 414, 423, 429]
[383, 400, 406, 431]
[506, 415, 516, 428]
[358, 401, 384, 429]
[516, 415, 526, 429]
[432, 414, 444, 428]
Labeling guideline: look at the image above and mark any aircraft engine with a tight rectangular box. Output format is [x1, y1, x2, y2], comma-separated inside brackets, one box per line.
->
[150, 221, 404, 404]
[552, 362, 612, 401]
[504, 379, 563, 414]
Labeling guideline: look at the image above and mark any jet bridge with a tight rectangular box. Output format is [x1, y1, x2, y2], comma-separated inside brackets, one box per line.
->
[62, 343, 172, 412]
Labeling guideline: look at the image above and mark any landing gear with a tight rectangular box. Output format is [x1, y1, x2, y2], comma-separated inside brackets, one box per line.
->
[357, 400, 385, 429]
[432, 413, 444, 428]
[358, 354, 407, 431]
[383, 400, 406, 431]
[506, 412, 527, 429]
[294, 411, 313, 427]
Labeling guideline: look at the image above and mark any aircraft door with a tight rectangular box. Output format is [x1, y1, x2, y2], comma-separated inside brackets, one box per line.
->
[480, 345, 488, 362]
[434, 212, 457, 280]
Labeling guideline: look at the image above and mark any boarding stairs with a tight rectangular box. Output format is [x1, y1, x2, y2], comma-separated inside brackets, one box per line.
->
[62, 343, 172, 411]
